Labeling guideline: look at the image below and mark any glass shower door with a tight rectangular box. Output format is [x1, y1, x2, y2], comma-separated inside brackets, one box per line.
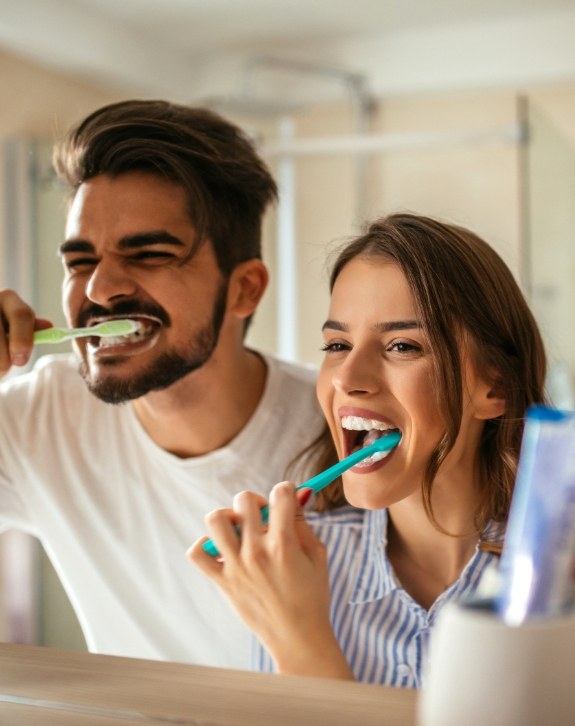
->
[522, 98, 575, 409]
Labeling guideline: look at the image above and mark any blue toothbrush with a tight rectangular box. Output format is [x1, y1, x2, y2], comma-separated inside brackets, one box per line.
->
[202, 429, 401, 557]
[33, 319, 141, 344]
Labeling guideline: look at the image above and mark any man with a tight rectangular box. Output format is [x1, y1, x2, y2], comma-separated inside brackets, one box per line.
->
[0, 100, 326, 669]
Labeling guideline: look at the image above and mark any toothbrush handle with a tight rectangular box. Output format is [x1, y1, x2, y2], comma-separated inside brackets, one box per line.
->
[202, 431, 401, 557]
[258, 431, 401, 525]
[32, 321, 137, 345]
[296, 437, 397, 494]
[33, 328, 71, 344]
[201, 443, 367, 557]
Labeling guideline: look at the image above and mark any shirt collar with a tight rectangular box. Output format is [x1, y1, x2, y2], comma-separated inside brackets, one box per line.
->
[350, 508, 399, 604]
[348, 509, 505, 607]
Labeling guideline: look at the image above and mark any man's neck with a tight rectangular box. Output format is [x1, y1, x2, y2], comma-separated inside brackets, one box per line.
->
[131, 348, 267, 458]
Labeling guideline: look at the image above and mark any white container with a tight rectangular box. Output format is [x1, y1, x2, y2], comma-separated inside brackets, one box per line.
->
[418, 602, 575, 726]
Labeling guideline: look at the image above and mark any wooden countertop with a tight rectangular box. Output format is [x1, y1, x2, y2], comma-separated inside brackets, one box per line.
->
[0, 642, 417, 725]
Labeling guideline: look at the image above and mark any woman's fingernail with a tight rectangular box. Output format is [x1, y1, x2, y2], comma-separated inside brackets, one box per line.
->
[11, 353, 28, 366]
[298, 488, 313, 507]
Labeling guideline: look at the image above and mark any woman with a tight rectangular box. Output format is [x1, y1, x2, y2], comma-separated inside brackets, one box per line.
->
[189, 213, 547, 687]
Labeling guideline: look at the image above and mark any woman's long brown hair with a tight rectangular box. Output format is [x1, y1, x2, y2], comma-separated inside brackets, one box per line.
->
[296, 213, 547, 546]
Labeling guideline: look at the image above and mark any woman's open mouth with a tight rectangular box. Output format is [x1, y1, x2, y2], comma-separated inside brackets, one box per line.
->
[341, 415, 401, 467]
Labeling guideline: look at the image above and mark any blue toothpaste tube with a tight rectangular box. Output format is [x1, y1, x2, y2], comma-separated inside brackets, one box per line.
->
[496, 405, 575, 625]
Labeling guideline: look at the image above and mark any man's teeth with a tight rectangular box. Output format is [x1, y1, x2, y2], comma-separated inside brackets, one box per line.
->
[97, 327, 147, 348]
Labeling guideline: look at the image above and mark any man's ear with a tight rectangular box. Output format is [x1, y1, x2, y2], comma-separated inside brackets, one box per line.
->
[227, 259, 269, 320]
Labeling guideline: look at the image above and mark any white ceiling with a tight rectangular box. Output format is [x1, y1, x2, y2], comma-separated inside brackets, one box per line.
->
[1, 0, 575, 103]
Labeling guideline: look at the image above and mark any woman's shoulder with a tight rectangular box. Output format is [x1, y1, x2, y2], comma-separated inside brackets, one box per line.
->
[306, 504, 367, 529]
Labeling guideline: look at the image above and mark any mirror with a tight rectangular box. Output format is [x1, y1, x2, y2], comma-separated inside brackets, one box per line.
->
[1, 1, 574, 673]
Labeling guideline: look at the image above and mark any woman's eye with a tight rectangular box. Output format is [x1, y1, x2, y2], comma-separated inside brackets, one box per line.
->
[388, 340, 422, 355]
[321, 341, 351, 353]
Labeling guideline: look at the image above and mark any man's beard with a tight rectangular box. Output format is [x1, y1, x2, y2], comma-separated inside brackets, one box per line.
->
[79, 282, 228, 404]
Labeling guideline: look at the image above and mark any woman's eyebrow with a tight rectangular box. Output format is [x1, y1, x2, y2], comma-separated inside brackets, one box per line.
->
[322, 320, 348, 332]
[322, 319, 421, 332]
[374, 320, 421, 332]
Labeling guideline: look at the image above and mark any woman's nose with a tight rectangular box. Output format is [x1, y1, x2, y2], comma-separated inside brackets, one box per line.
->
[85, 259, 138, 306]
[332, 349, 382, 396]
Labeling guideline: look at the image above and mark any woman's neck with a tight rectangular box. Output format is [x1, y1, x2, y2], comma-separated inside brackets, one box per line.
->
[386, 490, 481, 610]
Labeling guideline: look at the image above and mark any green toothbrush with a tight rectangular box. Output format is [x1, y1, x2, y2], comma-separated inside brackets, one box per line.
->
[202, 429, 402, 557]
[33, 319, 142, 344]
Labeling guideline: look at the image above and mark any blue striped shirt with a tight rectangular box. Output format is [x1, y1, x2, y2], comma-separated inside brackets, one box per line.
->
[253, 506, 503, 687]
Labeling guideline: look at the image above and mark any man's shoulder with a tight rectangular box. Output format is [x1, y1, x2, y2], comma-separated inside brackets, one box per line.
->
[264, 353, 318, 386]
[33, 352, 79, 376]
[260, 354, 321, 421]
[232, 352, 322, 467]
[0, 354, 97, 439]
[2, 353, 80, 391]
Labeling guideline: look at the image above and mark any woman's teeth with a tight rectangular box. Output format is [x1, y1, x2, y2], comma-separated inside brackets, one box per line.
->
[342, 415, 396, 432]
[359, 447, 393, 466]
[341, 415, 398, 466]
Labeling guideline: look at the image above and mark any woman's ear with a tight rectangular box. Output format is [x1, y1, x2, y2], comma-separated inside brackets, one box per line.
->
[474, 376, 507, 420]
[227, 259, 269, 320]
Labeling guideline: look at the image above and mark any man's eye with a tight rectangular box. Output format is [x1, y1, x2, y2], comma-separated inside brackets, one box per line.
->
[65, 257, 97, 271]
[130, 251, 175, 263]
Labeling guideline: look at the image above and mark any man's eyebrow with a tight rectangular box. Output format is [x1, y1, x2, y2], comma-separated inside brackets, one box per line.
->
[58, 231, 186, 257]
[117, 231, 185, 250]
[321, 319, 421, 332]
[58, 240, 94, 256]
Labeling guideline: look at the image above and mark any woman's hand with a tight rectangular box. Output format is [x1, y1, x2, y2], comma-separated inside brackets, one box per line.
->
[188, 482, 354, 679]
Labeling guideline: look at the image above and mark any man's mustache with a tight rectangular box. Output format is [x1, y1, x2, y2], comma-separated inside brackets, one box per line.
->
[76, 301, 171, 328]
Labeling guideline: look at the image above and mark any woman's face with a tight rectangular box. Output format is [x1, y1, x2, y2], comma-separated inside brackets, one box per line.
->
[317, 256, 491, 510]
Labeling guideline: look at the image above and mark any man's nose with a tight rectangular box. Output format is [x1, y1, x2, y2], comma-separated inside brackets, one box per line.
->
[85, 260, 138, 306]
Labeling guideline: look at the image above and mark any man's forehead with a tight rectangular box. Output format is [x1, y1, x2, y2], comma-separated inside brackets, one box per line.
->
[63, 174, 198, 246]
[66, 172, 190, 217]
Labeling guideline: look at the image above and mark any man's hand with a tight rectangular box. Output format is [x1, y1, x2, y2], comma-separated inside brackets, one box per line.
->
[0, 289, 52, 377]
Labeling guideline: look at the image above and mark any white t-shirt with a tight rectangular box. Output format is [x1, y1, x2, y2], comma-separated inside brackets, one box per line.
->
[0, 352, 324, 668]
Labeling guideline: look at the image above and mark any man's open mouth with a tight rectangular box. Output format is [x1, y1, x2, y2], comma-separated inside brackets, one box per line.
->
[88, 316, 161, 349]
[341, 415, 400, 466]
